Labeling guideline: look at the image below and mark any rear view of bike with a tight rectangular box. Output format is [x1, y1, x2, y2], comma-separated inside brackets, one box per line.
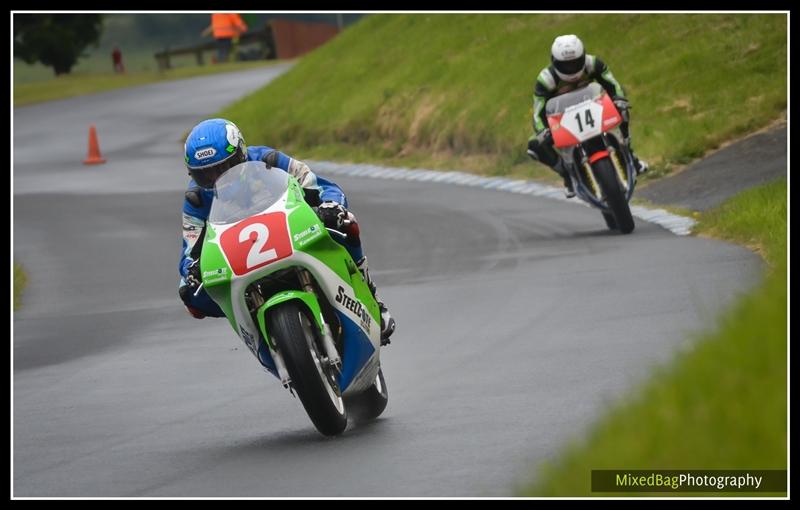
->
[546, 83, 637, 234]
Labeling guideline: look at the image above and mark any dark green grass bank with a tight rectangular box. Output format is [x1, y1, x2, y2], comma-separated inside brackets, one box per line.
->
[220, 13, 786, 179]
[14, 263, 28, 311]
[520, 179, 787, 496]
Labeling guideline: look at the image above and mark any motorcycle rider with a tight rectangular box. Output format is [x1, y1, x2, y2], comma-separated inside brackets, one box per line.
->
[178, 118, 396, 344]
[527, 34, 648, 198]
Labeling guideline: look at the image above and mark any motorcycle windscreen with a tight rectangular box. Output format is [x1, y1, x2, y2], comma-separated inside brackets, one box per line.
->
[209, 161, 289, 225]
[545, 82, 604, 116]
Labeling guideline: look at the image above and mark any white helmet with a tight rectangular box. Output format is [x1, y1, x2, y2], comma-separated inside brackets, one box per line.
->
[551, 35, 586, 82]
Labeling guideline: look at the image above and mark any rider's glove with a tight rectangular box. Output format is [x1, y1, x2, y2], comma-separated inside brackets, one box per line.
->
[317, 201, 348, 229]
[288, 159, 316, 188]
[536, 128, 553, 146]
[262, 151, 316, 188]
[261, 150, 280, 168]
[613, 98, 631, 122]
[186, 259, 202, 288]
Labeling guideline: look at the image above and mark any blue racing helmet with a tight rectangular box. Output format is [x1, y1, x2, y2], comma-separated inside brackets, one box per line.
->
[184, 118, 248, 189]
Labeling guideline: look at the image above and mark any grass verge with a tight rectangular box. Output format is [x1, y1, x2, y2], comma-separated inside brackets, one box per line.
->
[520, 179, 787, 496]
[14, 263, 28, 311]
[14, 60, 286, 107]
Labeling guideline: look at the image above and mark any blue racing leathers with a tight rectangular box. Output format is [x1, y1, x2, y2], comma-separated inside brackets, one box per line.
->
[178, 146, 357, 317]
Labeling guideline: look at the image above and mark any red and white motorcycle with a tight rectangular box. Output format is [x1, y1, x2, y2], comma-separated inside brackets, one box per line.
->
[546, 82, 637, 234]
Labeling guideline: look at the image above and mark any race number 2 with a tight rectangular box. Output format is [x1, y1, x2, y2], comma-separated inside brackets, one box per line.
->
[220, 212, 293, 275]
[239, 223, 277, 269]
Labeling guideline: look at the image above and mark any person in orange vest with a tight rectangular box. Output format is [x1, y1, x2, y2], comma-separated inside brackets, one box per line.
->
[202, 13, 248, 63]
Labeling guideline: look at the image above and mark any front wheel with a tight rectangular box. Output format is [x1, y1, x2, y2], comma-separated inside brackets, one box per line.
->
[602, 211, 617, 230]
[268, 301, 347, 436]
[593, 158, 635, 234]
[345, 368, 388, 422]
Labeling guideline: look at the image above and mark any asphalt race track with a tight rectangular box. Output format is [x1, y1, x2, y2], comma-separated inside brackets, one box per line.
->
[13, 65, 763, 497]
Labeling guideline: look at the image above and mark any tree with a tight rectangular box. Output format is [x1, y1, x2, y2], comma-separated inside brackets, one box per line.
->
[14, 14, 103, 76]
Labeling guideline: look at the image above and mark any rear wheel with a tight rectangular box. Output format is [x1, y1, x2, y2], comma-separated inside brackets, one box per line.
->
[593, 158, 635, 234]
[345, 368, 388, 421]
[268, 301, 347, 436]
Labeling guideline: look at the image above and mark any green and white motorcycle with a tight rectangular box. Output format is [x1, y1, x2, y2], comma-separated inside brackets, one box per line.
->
[197, 161, 388, 436]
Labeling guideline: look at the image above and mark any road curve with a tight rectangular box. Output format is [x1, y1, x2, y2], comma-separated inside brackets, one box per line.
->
[13, 65, 762, 497]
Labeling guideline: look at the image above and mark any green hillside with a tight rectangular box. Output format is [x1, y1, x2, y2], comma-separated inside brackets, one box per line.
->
[221, 13, 787, 180]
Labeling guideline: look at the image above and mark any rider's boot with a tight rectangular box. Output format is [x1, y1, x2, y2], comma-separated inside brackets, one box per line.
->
[632, 155, 649, 175]
[624, 137, 649, 175]
[554, 157, 576, 198]
[357, 256, 395, 345]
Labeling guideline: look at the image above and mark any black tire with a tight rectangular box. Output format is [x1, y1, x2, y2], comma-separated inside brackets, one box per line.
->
[592, 158, 635, 234]
[602, 211, 617, 230]
[268, 301, 347, 436]
[345, 367, 388, 422]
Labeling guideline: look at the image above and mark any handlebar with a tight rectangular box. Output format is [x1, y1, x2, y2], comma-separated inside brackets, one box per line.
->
[326, 227, 348, 240]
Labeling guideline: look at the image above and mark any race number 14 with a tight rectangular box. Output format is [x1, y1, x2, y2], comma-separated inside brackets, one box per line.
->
[574, 108, 595, 132]
[562, 100, 603, 139]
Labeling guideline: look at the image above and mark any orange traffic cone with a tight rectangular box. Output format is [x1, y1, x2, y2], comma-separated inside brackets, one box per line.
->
[83, 124, 106, 165]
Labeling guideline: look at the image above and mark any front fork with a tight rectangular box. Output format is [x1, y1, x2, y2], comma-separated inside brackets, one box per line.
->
[608, 139, 634, 197]
[571, 134, 634, 203]
[297, 269, 341, 372]
[255, 269, 342, 391]
[249, 290, 293, 389]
